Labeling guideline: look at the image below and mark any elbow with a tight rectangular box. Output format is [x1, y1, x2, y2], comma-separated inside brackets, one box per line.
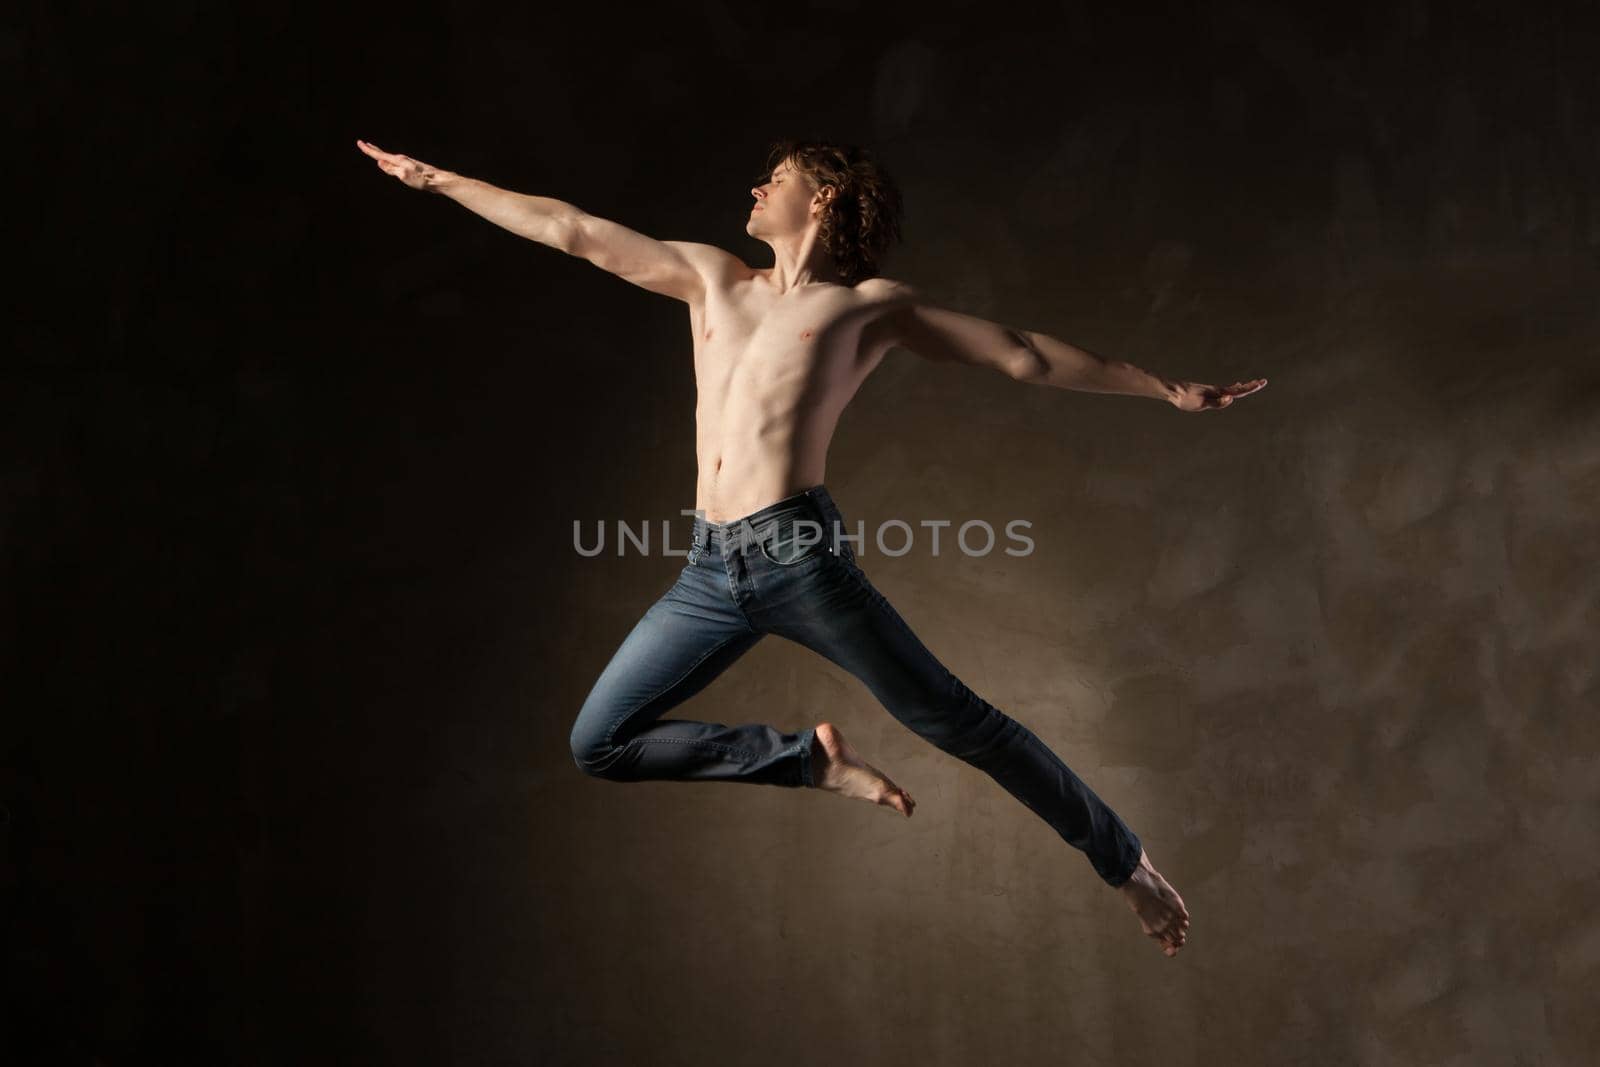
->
[1004, 332, 1049, 382]
[554, 212, 587, 257]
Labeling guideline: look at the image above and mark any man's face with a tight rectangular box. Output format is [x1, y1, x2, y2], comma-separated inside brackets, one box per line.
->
[747, 156, 830, 240]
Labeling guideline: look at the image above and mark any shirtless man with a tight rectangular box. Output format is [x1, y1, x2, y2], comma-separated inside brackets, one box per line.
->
[358, 136, 1266, 957]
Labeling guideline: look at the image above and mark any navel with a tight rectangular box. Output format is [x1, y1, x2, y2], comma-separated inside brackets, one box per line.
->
[799, 328, 814, 339]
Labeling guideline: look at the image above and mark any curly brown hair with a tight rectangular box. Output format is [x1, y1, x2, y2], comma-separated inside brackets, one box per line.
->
[758, 138, 905, 287]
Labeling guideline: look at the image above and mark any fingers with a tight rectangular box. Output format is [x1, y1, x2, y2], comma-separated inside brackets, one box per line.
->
[356, 139, 398, 161]
[1194, 377, 1267, 410]
[356, 139, 412, 167]
[357, 140, 398, 177]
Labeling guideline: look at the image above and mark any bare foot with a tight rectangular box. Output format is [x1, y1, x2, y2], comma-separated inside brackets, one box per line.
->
[1117, 849, 1190, 957]
[809, 722, 915, 817]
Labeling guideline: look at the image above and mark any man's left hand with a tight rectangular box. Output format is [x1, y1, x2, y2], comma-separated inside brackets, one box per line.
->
[1169, 378, 1267, 412]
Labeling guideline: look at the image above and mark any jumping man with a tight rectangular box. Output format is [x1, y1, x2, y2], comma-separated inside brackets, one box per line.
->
[357, 135, 1268, 957]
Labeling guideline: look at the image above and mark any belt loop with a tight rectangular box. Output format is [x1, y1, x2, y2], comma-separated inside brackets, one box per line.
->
[689, 517, 703, 560]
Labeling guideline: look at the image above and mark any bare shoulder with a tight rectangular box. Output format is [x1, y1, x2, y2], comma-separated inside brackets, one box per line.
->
[855, 276, 921, 352]
[662, 241, 756, 284]
[854, 276, 920, 304]
[857, 276, 922, 324]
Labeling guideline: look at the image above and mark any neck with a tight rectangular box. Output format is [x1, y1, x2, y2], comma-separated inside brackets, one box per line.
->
[763, 229, 844, 291]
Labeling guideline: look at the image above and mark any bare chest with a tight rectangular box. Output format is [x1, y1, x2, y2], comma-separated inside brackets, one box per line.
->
[688, 281, 880, 388]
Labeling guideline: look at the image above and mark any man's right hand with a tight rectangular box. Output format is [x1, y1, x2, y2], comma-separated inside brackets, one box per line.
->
[356, 139, 453, 192]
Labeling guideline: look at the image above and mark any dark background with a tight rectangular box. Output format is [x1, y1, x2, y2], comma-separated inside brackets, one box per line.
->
[7, 1, 1599, 1064]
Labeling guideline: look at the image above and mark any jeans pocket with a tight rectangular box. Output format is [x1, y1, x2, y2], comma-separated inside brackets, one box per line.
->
[757, 522, 829, 567]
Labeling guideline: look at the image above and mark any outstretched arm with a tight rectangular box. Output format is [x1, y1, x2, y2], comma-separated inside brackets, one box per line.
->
[355, 139, 736, 304]
[868, 280, 1266, 411]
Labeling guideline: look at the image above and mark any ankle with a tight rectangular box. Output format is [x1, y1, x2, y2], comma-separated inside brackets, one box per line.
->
[808, 732, 827, 782]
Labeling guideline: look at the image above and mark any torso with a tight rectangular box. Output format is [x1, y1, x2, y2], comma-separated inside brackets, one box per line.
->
[688, 267, 902, 522]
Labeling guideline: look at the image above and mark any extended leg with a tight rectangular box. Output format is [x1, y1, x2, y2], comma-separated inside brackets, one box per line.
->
[771, 560, 1143, 886]
[769, 558, 1190, 953]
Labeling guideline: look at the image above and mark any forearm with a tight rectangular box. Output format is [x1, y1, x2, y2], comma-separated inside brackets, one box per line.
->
[1019, 330, 1180, 403]
[429, 172, 584, 252]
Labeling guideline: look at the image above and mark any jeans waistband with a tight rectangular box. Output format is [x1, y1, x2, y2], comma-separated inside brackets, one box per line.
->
[690, 484, 842, 557]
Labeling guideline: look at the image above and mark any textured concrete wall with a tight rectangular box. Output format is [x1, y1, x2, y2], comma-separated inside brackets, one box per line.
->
[9, 2, 1598, 1064]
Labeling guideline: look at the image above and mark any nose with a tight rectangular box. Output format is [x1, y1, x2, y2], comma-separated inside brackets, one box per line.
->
[751, 186, 765, 201]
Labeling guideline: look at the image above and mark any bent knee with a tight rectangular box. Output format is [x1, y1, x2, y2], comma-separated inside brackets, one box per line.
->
[570, 726, 627, 778]
[569, 726, 607, 776]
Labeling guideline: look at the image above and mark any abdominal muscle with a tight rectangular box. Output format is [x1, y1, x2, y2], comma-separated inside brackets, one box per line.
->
[690, 274, 890, 523]
[695, 401, 832, 524]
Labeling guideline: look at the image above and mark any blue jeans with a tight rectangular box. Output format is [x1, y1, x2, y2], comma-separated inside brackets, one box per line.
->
[569, 485, 1143, 887]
